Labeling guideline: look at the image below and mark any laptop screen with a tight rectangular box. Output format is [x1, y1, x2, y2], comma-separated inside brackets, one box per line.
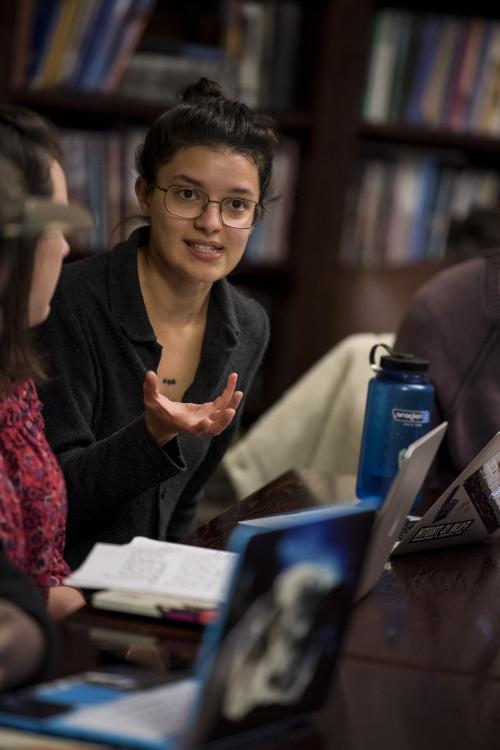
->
[189, 507, 374, 747]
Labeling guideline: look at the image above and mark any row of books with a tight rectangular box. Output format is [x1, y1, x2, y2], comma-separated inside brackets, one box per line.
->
[27, 0, 157, 92]
[339, 156, 500, 269]
[60, 128, 299, 265]
[363, 10, 500, 135]
[119, 0, 301, 109]
[24, 0, 301, 110]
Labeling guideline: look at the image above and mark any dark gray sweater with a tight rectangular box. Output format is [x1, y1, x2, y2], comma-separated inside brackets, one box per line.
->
[36, 227, 269, 569]
[395, 251, 500, 488]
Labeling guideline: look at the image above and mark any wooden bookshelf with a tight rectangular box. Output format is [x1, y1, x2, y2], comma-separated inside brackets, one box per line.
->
[3, 0, 500, 415]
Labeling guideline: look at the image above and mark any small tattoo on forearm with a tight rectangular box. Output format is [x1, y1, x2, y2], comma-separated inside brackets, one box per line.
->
[162, 377, 176, 385]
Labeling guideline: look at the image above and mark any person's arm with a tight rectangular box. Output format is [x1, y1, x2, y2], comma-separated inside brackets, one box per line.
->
[47, 586, 85, 621]
[0, 600, 46, 689]
[0, 550, 54, 688]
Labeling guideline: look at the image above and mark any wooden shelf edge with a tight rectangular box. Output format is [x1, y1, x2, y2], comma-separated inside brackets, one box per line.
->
[7, 88, 312, 132]
[361, 122, 500, 154]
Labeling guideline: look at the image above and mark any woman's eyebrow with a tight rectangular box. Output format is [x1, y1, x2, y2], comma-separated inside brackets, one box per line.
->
[170, 174, 256, 196]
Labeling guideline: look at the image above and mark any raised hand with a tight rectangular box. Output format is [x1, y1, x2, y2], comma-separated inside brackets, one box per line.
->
[143, 371, 243, 446]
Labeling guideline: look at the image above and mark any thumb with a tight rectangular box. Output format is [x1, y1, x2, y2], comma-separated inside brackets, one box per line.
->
[143, 370, 159, 403]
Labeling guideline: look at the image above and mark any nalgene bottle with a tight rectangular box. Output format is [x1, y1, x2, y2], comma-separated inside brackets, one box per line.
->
[356, 343, 434, 505]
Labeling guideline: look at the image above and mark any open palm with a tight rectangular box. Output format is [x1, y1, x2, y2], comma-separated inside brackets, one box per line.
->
[143, 371, 243, 445]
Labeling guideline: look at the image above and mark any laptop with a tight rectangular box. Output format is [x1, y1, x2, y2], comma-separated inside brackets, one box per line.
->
[239, 422, 448, 603]
[393, 430, 500, 556]
[355, 421, 447, 599]
[0, 504, 375, 750]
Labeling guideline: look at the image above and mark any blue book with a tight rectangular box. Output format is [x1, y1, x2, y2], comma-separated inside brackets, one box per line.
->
[80, 0, 134, 91]
[407, 159, 439, 260]
[69, 0, 110, 88]
[406, 14, 443, 126]
[27, 0, 62, 83]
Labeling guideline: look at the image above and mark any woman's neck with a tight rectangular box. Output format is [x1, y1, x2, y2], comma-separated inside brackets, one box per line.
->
[137, 245, 211, 327]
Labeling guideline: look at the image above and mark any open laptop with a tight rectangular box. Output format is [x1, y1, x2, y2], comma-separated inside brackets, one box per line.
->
[0, 504, 375, 750]
[239, 422, 448, 603]
[393, 430, 500, 556]
[355, 420, 447, 599]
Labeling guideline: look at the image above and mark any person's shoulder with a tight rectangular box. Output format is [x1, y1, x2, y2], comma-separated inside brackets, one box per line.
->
[413, 255, 486, 307]
[57, 250, 110, 296]
[226, 281, 270, 338]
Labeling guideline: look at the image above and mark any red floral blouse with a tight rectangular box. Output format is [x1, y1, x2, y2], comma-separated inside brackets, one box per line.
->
[0, 379, 70, 595]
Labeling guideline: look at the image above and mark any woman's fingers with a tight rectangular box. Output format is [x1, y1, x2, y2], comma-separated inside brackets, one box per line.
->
[143, 370, 159, 405]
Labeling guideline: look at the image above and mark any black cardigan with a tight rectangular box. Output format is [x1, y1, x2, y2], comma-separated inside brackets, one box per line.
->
[36, 227, 269, 569]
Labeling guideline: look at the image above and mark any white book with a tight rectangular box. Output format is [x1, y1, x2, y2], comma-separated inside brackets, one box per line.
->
[65, 536, 237, 607]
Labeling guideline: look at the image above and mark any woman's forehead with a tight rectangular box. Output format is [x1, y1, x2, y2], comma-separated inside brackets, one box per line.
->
[156, 146, 260, 192]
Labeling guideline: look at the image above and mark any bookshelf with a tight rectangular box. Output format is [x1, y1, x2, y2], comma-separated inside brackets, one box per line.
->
[3, 0, 500, 419]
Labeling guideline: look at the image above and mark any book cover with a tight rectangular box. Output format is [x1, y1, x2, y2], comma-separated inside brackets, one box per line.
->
[33, 0, 80, 88]
[357, 160, 387, 268]
[80, 0, 135, 91]
[55, 0, 100, 85]
[236, 1, 268, 108]
[363, 9, 400, 123]
[426, 167, 454, 260]
[407, 159, 439, 261]
[68, 1, 108, 88]
[471, 25, 500, 135]
[102, 0, 157, 92]
[420, 17, 461, 127]
[439, 18, 469, 127]
[406, 14, 443, 126]
[464, 21, 495, 132]
[27, 0, 62, 85]
[387, 10, 412, 123]
[396, 14, 426, 123]
[384, 159, 420, 265]
[447, 18, 485, 130]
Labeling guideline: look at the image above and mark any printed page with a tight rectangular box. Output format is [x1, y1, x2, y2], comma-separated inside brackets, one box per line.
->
[65, 537, 237, 605]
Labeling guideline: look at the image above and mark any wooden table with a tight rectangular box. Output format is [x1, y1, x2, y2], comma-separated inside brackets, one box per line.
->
[45, 470, 500, 748]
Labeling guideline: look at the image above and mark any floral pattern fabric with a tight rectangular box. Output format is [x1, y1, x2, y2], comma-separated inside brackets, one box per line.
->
[0, 379, 70, 595]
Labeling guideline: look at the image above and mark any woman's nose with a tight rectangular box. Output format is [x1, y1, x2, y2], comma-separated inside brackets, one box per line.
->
[194, 201, 223, 232]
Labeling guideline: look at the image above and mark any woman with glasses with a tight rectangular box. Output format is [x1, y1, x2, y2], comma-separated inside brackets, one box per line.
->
[37, 78, 279, 568]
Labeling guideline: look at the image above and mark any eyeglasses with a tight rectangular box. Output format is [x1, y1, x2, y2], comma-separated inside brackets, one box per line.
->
[154, 185, 264, 229]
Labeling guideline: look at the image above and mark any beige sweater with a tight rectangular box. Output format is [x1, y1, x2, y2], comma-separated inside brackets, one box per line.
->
[224, 332, 395, 499]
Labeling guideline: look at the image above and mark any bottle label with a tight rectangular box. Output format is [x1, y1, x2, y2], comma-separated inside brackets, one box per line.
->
[392, 408, 431, 426]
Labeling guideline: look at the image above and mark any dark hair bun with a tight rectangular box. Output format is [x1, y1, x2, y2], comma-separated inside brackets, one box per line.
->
[180, 78, 225, 103]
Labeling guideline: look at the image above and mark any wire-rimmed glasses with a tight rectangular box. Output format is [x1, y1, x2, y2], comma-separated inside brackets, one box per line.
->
[154, 185, 264, 229]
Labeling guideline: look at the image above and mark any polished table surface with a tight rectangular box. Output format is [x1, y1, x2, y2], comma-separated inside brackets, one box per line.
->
[38, 470, 500, 748]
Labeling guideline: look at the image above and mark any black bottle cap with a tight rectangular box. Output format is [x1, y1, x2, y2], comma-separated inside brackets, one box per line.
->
[370, 343, 429, 372]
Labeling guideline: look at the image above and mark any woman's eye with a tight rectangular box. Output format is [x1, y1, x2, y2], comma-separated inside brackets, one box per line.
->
[179, 189, 195, 200]
[228, 198, 248, 211]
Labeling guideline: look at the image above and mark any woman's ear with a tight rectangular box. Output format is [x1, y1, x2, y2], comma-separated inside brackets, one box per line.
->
[135, 177, 151, 216]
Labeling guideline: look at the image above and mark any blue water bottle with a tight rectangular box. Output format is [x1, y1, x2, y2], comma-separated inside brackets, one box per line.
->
[356, 343, 434, 506]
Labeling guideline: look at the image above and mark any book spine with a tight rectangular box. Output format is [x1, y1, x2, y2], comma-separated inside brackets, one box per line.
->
[363, 10, 400, 123]
[27, 0, 63, 86]
[406, 15, 442, 126]
[80, 0, 134, 91]
[102, 0, 156, 92]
